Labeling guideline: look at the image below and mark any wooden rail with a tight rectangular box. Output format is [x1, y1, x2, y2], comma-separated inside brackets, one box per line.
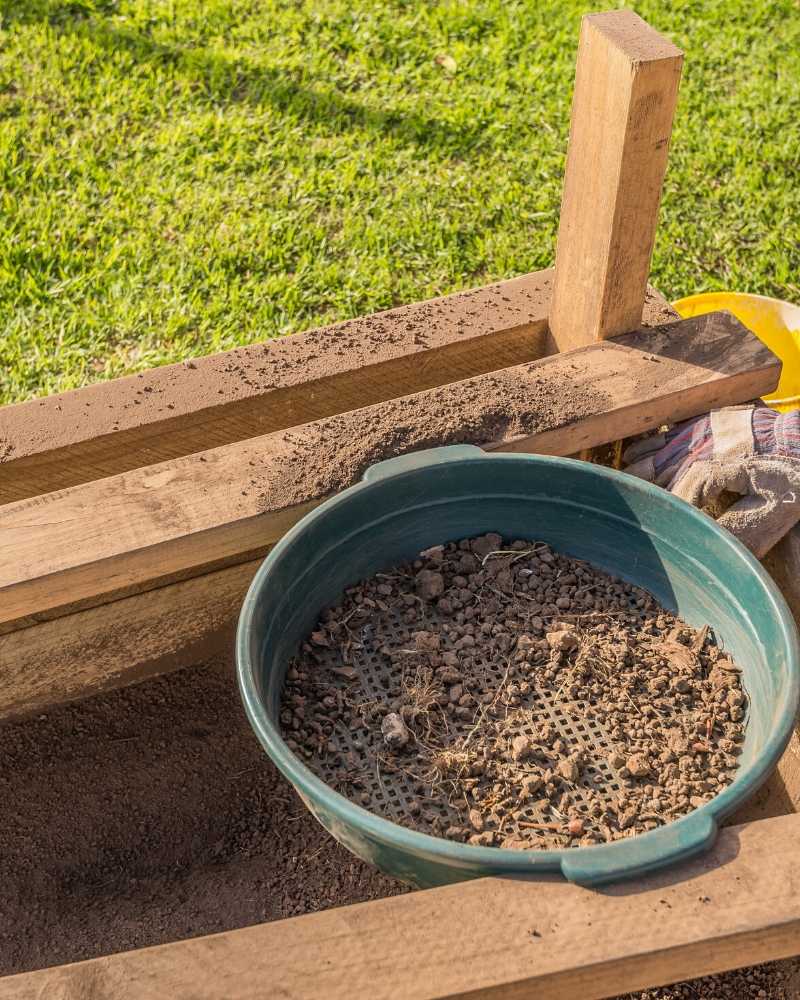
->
[0, 272, 551, 503]
[0, 311, 780, 719]
[0, 312, 778, 634]
[0, 277, 679, 506]
[2, 814, 798, 1000]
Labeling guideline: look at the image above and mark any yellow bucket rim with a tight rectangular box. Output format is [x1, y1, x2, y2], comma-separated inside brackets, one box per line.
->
[673, 292, 800, 412]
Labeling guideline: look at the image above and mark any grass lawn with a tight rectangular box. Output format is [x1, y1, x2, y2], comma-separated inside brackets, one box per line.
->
[1, 0, 798, 404]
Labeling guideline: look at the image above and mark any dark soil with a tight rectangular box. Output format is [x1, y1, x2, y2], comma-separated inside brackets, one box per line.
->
[284, 534, 745, 850]
[0, 656, 404, 977]
[0, 654, 794, 997]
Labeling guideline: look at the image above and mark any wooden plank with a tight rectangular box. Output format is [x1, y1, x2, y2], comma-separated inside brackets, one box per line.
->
[2, 814, 798, 999]
[0, 312, 779, 634]
[0, 279, 678, 506]
[0, 272, 553, 504]
[0, 559, 261, 721]
[549, 11, 683, 352]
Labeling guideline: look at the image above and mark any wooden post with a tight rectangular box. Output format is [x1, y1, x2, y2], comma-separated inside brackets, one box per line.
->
[549, 10, 683, 353]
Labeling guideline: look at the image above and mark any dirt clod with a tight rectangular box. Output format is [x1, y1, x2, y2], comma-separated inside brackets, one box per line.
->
[382, 712, 412, 750]
[416, 569, 445, 601]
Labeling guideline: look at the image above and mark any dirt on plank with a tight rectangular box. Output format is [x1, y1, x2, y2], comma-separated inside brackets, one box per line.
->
[1, 281, 676, 477]
[259, 363, 605, 509]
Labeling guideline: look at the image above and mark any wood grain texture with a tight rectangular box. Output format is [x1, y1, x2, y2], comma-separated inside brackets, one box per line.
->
[550, 11, 683, 352]
[0, 559, 261, 720]
[0, 280, 679, 506]
[2, 814, 799, 1000]
[0, 312, 779, 634]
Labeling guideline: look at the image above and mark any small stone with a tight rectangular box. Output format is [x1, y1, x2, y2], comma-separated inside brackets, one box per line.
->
[468, 808, 485, 832]
[709, 659, 739, 689]
[556, 757, 580, 783]
[420, 544, 445, 562]
[456, 553, 479, 573]
[567, 818, 584, 837]
[413, 630, 440, 652]
[727, 689, 744, 708]
[545, 629, 580, 652]
[381, 712, 411, 750]
[520, 774, 543, 798]
[626, 754, 651, 778]
[468, 831, 496, 847]
[471, 533, 503, 560]
[501, 836, 528, 850]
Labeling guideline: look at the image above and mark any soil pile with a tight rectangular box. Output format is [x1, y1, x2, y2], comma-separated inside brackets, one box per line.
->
[284, 534, 746, 849]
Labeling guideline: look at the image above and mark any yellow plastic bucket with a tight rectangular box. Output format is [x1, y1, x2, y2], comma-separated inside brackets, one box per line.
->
[673, 292, 800, 412]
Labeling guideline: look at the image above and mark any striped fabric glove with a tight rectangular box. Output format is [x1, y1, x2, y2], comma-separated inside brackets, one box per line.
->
[624, 404, 800, 558]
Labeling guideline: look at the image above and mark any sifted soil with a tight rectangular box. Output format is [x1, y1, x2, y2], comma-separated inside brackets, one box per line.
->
[283, 534, 746, 850]
[0, 657, 405, 977]
[0, 654, 795, 997]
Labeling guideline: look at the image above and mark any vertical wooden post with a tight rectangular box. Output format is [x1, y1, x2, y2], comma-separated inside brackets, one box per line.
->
[549, 10, 683, 353]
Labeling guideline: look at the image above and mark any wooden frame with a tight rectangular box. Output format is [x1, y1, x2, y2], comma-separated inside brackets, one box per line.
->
[0, 311, 779, 720]
[3, 813, 800, 999]
[0, 10, 797, 998]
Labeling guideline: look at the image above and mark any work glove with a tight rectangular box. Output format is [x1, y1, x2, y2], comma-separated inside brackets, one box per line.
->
[623, 403, 800, 558]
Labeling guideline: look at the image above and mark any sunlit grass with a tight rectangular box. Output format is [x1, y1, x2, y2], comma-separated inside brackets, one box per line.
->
[1, 0, 798, 402]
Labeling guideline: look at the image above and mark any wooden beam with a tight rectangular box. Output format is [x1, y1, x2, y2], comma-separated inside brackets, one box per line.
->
[0, 273, 551, 504]
[0, 559, 261, 721]
[0, 279, 678, 506]
[0, 312, 779, 634]
[549, 11, 683, 352]
[2, 814, 799, 1000]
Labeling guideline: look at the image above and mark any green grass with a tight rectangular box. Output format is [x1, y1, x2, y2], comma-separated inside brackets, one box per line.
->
[1, 0, 798, 404]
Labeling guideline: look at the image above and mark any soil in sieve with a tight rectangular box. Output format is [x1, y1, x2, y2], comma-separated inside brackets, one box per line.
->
[282, 533, 747, 850]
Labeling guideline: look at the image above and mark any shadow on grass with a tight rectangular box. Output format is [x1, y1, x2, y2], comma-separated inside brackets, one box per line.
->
[1, 1, 492, 157]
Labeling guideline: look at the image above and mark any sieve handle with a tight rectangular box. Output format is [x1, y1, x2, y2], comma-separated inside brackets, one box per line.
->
[362, 445, 485, 483]
[559, 812, 718, 887]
